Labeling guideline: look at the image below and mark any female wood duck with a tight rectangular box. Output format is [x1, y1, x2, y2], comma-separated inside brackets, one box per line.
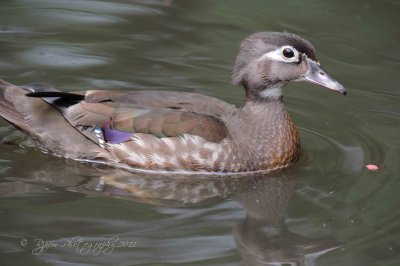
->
[0, 32, 346, 173]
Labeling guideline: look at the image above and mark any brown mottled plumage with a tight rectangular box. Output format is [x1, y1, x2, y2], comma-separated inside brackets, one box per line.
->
[0, 32, 346, 173]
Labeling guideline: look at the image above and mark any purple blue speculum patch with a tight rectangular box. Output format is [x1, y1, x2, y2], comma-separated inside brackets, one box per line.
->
[102, 122, 133, 144]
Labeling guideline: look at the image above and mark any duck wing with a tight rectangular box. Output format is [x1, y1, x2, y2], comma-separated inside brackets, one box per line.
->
[26, 90, 231, 146]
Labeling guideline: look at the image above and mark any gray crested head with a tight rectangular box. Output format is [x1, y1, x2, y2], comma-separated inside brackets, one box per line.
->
[232, 32, 347, 101]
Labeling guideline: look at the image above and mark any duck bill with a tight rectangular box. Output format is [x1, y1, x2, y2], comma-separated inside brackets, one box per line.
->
[301, 59, 347, 95]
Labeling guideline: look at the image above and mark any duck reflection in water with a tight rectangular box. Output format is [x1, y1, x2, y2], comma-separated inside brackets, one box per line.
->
[0, 156, 339, 265]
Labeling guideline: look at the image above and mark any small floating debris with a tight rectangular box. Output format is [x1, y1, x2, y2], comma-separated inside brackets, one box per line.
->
[365, 164, 379, 171]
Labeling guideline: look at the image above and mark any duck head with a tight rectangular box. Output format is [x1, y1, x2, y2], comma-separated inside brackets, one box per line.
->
[232, 32, 347, 101]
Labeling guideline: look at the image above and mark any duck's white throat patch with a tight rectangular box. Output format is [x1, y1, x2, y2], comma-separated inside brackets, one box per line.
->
[259, 86, 282, 99]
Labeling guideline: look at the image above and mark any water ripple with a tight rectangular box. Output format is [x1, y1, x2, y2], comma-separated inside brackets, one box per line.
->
[18, 46, 107, 68]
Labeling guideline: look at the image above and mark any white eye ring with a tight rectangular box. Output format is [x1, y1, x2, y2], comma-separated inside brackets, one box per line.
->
[280, 45, 299, 63]
[259, 45, 300, 63]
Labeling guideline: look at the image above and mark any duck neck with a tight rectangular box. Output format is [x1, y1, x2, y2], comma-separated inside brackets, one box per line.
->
[223, 85, 300, 171]
[243, 81, 286, 103]
[239, 96, 285, 124]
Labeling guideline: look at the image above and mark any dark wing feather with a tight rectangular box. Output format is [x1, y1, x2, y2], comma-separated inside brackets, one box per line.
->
[27, 91, 114, 145]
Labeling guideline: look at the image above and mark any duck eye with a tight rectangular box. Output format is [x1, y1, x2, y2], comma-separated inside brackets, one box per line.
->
[282, 48, 295, 58]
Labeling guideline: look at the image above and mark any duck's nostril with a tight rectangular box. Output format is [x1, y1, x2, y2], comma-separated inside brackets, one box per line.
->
[319, 71, 325, 76]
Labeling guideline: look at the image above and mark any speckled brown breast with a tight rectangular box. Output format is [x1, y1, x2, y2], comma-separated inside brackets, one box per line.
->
[221, 100, 301, 172]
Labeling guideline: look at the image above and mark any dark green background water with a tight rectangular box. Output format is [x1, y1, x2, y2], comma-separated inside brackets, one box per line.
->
[0, 0, 399, 265]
